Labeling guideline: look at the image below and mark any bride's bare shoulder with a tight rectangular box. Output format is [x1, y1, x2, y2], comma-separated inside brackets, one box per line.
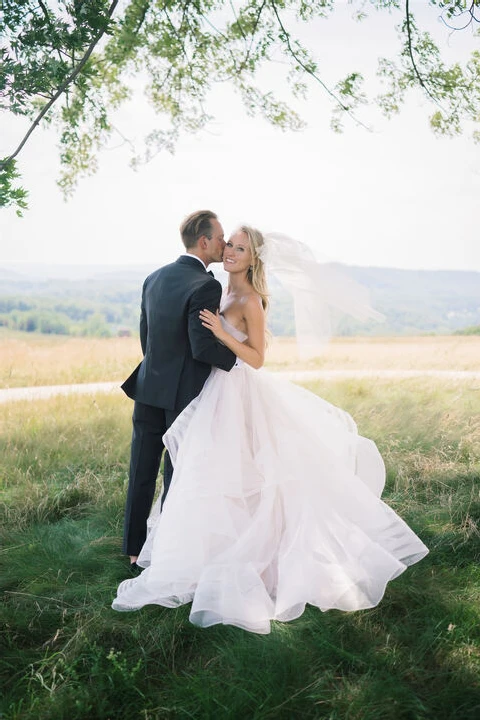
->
[242, 293, 264, 326]
[241, 290, 263, 309]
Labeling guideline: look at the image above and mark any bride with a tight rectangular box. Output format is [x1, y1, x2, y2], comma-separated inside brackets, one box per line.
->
[112, 226, 428, 634]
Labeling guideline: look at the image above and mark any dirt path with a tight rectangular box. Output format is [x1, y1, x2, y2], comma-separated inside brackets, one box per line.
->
[1, 369, 479, 404]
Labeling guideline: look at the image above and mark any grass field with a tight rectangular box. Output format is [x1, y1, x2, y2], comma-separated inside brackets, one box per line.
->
[1, 377, 479, 719]
[1, 329, 479, 388]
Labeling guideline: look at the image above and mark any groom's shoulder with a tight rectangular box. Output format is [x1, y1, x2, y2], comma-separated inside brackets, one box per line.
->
[143, 259, 212, 290]
[144, 260, 177, 284]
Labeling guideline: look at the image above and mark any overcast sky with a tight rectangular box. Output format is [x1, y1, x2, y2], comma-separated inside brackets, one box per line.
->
[1, 1, 479, 273]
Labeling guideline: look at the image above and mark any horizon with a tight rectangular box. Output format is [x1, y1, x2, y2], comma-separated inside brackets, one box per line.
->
[1, 261, 480, 279]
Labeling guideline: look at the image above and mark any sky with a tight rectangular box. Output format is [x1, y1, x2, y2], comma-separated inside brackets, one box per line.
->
[1, 1, 479, 273]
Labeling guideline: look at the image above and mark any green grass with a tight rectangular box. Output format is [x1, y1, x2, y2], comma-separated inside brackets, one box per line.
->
[1, 380, 479, 719]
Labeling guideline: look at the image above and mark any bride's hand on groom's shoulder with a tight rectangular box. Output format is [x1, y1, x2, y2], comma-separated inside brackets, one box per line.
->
[200, 309, 224, 340]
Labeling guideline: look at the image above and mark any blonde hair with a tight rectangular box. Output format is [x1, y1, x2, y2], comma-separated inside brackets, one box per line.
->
[239, 225, 269, 312]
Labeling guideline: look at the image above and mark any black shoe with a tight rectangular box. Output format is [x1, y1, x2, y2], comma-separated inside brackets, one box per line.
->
[130, 561, 142, 574]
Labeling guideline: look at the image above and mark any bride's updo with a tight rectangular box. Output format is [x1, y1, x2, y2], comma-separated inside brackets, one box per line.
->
[240, 225, 269, 311]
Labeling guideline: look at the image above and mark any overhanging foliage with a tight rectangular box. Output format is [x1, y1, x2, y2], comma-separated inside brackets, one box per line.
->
[1, 1, 479, 213]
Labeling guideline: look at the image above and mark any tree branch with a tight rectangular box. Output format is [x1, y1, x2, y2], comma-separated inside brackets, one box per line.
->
[0, 0, 119, 171]
[196, 3, 256, 78]
[37, 0, 51, 20]
[405, 0, 444, 108]
[439, 1, 480, 31]
[229, 0, 247, 41]
[37, 0, 65, 64]
[241, 0, 267, 74]
[269, 0, 370, 131]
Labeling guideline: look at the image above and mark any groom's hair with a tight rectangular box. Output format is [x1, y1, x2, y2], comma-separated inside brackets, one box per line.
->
[180, 210, 218, 249]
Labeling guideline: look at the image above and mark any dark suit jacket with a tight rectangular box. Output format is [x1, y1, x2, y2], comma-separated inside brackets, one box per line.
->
[121, 255, 236, 411]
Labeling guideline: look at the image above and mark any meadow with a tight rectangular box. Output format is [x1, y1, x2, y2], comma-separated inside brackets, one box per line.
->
[1, 368, 479, 718]
[1, 329, 479, 388]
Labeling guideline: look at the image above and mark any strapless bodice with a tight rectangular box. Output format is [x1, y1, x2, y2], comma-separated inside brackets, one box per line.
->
[220, 315, 248, 343]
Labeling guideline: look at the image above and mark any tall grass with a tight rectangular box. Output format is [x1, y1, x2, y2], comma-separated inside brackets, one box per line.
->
[1, 379, 479, 719]
[1, 330, 479, 388]
[0, 331, 142, 388]
[266, 335, 480, 373]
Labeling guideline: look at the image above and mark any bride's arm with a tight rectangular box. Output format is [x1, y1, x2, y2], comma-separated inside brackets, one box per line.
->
[199, 297, 265, 369]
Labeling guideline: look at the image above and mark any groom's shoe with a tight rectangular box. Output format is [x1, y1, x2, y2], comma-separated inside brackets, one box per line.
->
[129, 562, 142, 574]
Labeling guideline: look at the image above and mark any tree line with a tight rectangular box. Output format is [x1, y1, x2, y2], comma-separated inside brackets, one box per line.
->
[0, 296, 137, 337]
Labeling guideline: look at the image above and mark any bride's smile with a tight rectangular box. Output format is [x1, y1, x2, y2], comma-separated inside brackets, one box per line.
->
[223, 233, 252, 273]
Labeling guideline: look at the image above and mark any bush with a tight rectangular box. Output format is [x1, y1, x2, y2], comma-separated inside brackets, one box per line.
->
[454, 325, 480, 336]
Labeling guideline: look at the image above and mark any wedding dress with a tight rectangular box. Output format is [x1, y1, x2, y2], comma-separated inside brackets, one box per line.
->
[112, 317, 428, 634]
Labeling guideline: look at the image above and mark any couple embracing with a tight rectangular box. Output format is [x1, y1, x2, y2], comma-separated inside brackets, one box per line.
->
[113, 210, 428, 635]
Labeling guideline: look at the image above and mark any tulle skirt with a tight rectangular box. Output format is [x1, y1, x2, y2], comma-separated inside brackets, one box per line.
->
[112, 364, 428, 634]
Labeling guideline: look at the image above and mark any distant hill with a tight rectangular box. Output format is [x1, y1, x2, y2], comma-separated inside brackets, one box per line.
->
[339, 266, 480, 335]
[0, 266, 25, 281]
[0, 263, 479, 337]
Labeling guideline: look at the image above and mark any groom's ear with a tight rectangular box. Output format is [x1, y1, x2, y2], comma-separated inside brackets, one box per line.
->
[198, 235, 209, 249]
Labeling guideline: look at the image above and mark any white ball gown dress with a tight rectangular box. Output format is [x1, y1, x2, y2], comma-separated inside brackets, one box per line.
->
[112, 317, 428, 634]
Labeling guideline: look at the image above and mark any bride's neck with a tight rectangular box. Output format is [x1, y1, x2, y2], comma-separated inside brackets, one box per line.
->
[227, 273, 251, 295]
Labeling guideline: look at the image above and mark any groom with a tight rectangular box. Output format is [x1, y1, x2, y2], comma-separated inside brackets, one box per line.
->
[121, 210, 236, 568]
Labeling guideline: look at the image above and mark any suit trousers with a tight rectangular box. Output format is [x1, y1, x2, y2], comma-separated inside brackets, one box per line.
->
[123, 400, 178, 556]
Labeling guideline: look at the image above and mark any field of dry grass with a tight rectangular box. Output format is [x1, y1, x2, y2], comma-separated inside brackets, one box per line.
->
[0, 329, 479, 388]
[266, 335, 480, 371]
[0, 330, 142, 388]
